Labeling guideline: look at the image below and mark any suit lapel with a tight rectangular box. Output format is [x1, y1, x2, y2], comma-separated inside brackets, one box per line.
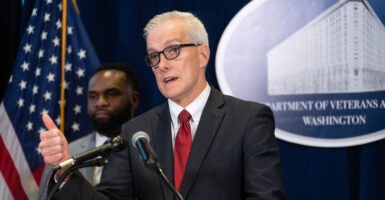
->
[79, 133, 96, 183]
[181, 88, 225, 197]
[153, 104, 175, 200]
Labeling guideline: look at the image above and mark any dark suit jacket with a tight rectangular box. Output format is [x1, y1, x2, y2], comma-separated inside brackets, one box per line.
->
[54, 88, 284, 200]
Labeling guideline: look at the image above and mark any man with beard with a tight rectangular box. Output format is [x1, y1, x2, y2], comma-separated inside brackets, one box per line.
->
[37, 63, 139, 199]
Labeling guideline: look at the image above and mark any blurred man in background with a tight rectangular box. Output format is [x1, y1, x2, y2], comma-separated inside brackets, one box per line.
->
[38, 63, 139, 199]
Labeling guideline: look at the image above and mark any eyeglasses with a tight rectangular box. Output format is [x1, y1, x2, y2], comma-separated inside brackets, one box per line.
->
[145, 43, 201, 67]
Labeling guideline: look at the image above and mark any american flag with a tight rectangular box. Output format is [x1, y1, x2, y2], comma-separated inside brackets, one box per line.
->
[0, 0, 100, 199]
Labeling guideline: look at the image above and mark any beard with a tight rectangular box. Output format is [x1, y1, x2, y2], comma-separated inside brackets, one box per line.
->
[89, 103, 133, 138]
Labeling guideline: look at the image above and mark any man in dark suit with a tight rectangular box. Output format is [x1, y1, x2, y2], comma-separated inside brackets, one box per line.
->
[38, 63, 139, 199]
[39, 10, 284, 199]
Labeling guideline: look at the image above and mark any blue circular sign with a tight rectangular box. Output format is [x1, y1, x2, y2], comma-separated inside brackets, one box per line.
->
[216, 0, 385, 147]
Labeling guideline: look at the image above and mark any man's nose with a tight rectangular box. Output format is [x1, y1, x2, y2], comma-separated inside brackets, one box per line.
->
[95, 95, 108, 107]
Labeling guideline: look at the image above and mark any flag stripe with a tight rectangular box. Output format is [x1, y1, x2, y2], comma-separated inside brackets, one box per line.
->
[33, 164, 45, 187]
[0, 136, 28, 200]
[0, 103, 38, 200]
[0, 173, 13, 200]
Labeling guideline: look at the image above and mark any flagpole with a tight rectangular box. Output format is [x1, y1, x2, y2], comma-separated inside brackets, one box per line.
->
[60, 0, 68, 133]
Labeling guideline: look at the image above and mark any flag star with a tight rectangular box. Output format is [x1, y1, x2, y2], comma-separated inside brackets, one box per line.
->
[77, 49, 86, 59]
[32, 85, 39, 94]
[58, 3, 62, 11]
[61, 81, 69, 90]
[67, 45, 72, 54]
[38, 49, 44, 58]
[58, 99, 66, 107]
[9, 75, 13, 83]
[49, 54, 58, 65]
[43, 91, 52, 101]
[43, 12, 51, 22]
[56, 19, 62, 29]
[67, 26, 73, 35]
[21, 61, 29, 71]
[36, 146, 41, 154]
[41, 109, 49, 116]
[32, 8, 38, 16]
[19, 80, 27, 90]
[26, 25, 34, 34]
[38, 127, 47, 134]
[35, 67, 41, 77]
[41, 31, 48, 40]
[46, 0, 53, 4]
[17, 98, 24, 108]
[73, 104, 82, 114]
[65, 62, 72, 72]
[46, 72, 55, 82]
[71, 122, 80, 132]
[52, 36, 60, 46]
[76, 68, 85, 78]
[23, 43, 32, 53]
[26, 121, 33, 131]
[76, 86, 83, 95]
[55, 116, 61, 126]
[29, 104, 36, 113]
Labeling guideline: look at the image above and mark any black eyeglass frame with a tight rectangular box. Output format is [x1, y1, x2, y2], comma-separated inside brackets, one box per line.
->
[144, 43, 201, 68]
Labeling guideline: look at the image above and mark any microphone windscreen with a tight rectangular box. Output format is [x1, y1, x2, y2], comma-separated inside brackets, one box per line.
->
[132, 131, 150, 148]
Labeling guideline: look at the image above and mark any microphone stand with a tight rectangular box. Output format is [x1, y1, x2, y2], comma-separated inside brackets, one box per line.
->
[151, 163, 184, 200]
[46, 157, 109, 200]
[134, 136, 184, 200]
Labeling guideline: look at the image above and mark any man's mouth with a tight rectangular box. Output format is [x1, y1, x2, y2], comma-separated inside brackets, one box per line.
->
[93, 111, 110, 119]
[164, 77, 177, 83]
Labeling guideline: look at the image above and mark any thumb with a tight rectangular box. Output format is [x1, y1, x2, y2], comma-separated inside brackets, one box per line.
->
[42, 114, 58, 130]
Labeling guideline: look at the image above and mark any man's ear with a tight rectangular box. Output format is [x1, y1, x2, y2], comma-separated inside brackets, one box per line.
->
[199, 44, 210, 69]
[131, 90, 140, 109]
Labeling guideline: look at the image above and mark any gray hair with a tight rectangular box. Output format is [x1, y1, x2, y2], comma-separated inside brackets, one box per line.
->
[143, 10, 209, 45]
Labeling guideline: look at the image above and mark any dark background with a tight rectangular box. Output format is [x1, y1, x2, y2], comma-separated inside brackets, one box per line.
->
[1, 0, 385, 199]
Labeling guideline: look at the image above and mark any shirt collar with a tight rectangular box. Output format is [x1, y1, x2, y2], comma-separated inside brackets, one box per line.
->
[169, 83, 211, 125]
[95, 131, 110, 146]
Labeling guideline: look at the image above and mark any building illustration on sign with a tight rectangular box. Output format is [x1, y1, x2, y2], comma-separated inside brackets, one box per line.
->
[267, 0, 385, 95]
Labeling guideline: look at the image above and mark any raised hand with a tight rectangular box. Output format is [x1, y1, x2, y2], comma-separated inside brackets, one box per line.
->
[39, 114, 70, 167]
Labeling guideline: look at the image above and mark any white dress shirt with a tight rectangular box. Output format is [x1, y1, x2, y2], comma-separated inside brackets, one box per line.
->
[92, 132, 109, 185]
[168, 83, 211, 150]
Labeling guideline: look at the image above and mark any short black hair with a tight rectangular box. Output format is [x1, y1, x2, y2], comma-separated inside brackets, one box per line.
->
[92, 63, 139, 91]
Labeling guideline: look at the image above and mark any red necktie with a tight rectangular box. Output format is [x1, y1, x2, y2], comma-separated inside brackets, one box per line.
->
[174, 109, 192, 191]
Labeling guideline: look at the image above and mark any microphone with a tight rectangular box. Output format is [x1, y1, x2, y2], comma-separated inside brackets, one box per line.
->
[54, 135, 128, 170]
[132, 131, 159, 169]
[132, 131, 184, 200]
